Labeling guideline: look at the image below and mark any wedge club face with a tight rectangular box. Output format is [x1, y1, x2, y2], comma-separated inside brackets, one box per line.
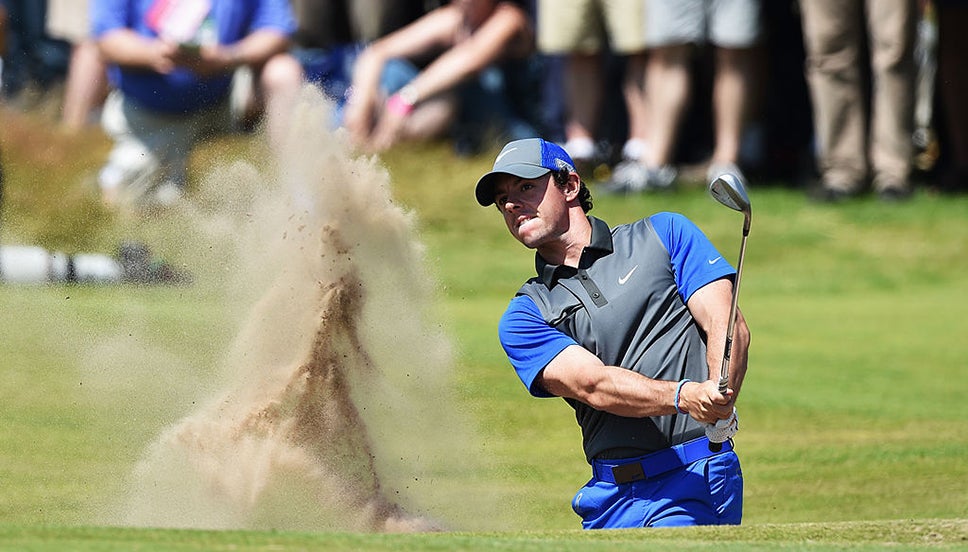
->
[709, 173, 751, 234]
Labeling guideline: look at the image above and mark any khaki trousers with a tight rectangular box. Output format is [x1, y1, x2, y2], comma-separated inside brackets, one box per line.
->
[799, 0, 916, 191]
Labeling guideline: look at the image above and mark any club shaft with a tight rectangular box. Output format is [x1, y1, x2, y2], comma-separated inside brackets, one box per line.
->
[718, 227, 748, 394]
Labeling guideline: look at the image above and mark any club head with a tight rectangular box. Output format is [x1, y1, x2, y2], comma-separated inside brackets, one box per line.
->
[708, 173, 751, 215]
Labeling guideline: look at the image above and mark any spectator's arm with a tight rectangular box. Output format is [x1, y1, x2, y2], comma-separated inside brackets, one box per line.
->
[344, 6, 458, 143]
[217, 29, 291, 68]
[181, 29, 292, 76]
[97, 29, 178, 74]
[402, 2, 532, 105]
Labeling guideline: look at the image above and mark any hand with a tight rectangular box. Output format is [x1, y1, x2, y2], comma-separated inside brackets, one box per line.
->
[366, 107, 407, 152]
[172, 43, 237, 77]
[705, 407, 739, 444]
[678, 379, 733, 424]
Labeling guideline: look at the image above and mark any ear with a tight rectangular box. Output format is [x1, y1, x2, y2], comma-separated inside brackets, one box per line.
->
[562, 172, 582, 201]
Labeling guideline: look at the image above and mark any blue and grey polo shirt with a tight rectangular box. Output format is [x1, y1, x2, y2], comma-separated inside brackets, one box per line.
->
[498, 213, 736, 462]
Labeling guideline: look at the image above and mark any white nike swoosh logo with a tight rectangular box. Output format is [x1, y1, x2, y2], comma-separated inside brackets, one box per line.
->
[708, 257, 722, 265]
[495, 147, 517, 164]
[618, 265, 638, 285]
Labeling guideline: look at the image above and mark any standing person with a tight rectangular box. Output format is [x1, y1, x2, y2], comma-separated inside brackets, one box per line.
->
[621, 0, 762, 193]
[474, 137, 749, 529]
[342, 0, 540, 154]
[92, 0, 304, 208]
[800, 0, 917, 202]
[536, 0, 651, 182]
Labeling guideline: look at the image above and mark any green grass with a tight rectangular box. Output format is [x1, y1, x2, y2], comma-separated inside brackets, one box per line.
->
[2, 104, 968, 549]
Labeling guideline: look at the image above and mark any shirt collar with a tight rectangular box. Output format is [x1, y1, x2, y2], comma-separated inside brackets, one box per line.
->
[535, 216, 614, 288]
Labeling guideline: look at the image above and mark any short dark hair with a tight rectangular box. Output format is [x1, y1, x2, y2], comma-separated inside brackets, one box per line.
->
[552, 169, 593, 213]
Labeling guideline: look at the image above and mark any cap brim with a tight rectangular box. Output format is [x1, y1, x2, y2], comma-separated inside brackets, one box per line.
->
[475, 163, 551, 206]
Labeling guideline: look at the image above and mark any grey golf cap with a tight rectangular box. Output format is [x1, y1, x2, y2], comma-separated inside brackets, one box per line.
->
[475, 138, 576, 206]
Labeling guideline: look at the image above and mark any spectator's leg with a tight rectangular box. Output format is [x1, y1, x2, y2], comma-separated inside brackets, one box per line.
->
[621, 52, 650, 161]
[867, 0, 916, 193]
[60, 39, 108, 131]
[562, 52, 604, 161]
[799, 0, 866, 192]
[254, 52, 305, 147]
[710, 46, 755, 166]
[643, 44, 692, 167]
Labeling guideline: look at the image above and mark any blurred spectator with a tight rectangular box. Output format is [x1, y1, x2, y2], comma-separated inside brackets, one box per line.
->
[800, 0, 917, 202]
[343, 0, 542, 154]
[536, 0, 650, 180]
[933, 0, 968, 193]
[92, 0, 304, 209]
[288, 0, 429, 125]
[0, 0, 71, 103]
[47, 0, 109, 131]
[615, 0, 762, 193]
[0, 3, 7, 59]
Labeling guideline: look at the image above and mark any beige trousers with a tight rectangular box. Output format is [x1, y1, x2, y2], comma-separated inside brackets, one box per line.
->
[799, 0, 916, 191]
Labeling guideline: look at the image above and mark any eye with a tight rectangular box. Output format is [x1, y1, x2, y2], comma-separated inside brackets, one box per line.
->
[496, 194, 509, 206]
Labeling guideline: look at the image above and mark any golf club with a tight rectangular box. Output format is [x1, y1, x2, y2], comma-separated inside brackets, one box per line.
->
[707, 173, 751, 452]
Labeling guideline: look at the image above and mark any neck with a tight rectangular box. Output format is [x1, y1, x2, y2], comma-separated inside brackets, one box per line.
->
[536, 212, 591, 268]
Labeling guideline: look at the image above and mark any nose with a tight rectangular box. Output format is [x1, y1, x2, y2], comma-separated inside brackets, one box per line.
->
[501, 195, 521, 212]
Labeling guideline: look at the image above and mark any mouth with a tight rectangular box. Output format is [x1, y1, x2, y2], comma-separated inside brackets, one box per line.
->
[515, 214, 534, 231]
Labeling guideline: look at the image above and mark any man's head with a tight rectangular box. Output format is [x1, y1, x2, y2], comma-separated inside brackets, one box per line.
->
[475, 138, 592, 212]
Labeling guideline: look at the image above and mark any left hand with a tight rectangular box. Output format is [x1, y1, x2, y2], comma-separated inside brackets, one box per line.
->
[705, 407, 739, 444]
[173, 43, 236, 77]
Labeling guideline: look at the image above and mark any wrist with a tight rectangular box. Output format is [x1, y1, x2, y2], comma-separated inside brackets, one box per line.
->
[386, 84, 418, 116]
[674, 379, 691, 415]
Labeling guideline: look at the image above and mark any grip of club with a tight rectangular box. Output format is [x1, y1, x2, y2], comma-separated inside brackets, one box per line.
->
[708, 376, 729, 452]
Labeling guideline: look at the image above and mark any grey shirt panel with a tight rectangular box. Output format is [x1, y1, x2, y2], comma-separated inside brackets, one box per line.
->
[518, 216, 708, 461]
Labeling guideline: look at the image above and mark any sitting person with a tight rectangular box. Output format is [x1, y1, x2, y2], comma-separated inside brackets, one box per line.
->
[287, 0, 427, 126]
[342, 0, 542, 154]
[92, 0, 304, 208]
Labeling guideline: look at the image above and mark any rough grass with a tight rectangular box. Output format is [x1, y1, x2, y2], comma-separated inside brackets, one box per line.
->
[2, 102, 967, 548]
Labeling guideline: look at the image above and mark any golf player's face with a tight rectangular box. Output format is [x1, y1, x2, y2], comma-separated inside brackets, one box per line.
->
[494, 173, 569, 249]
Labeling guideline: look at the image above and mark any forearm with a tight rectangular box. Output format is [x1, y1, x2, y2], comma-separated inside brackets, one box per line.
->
[547, 363, 680, 418]
[98, 29, 172, 70]
[537, 345, 730, 422]
[704, 308, 750, 405]
[223, 29, 290, 68]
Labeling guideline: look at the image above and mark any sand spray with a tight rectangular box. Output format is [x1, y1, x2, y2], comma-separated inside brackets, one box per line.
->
[85, 86, 498, 532]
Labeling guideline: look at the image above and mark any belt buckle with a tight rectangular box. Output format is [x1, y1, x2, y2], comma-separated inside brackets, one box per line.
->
[611, 461, 646, 484]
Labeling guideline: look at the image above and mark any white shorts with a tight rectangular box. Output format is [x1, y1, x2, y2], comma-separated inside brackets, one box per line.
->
[98, 90, 232, 205]
[46, 0, 91, 44]
[645, 0, 762, 48]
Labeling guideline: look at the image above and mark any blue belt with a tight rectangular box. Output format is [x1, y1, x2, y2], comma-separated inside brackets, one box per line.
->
[591, 437, 733, 485]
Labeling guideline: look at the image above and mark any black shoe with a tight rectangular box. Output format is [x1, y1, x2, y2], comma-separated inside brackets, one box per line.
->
[877, 186, 913, 202]
[117, 241, 192, 285]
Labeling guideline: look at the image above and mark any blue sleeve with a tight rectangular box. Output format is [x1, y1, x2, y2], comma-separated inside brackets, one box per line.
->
[649, 212, 736, 303]
[251, 0, 297, 35]
[92, 0, 133, 38]
[498, 295, 577, 398]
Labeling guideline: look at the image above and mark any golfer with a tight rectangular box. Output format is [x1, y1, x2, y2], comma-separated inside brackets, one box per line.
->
[475, 138, 750, 528]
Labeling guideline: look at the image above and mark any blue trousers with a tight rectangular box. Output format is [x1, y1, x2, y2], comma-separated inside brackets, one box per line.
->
[573, 437, 743, 529]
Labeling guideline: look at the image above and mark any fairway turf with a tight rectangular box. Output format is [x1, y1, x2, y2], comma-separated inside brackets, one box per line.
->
[2, 104, 967, 548]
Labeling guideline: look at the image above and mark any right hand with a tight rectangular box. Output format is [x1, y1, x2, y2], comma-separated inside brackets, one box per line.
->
[678, 379, 733, 424]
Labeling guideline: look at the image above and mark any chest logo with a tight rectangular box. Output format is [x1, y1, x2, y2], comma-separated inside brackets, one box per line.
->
[618, 265, 638, 285]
